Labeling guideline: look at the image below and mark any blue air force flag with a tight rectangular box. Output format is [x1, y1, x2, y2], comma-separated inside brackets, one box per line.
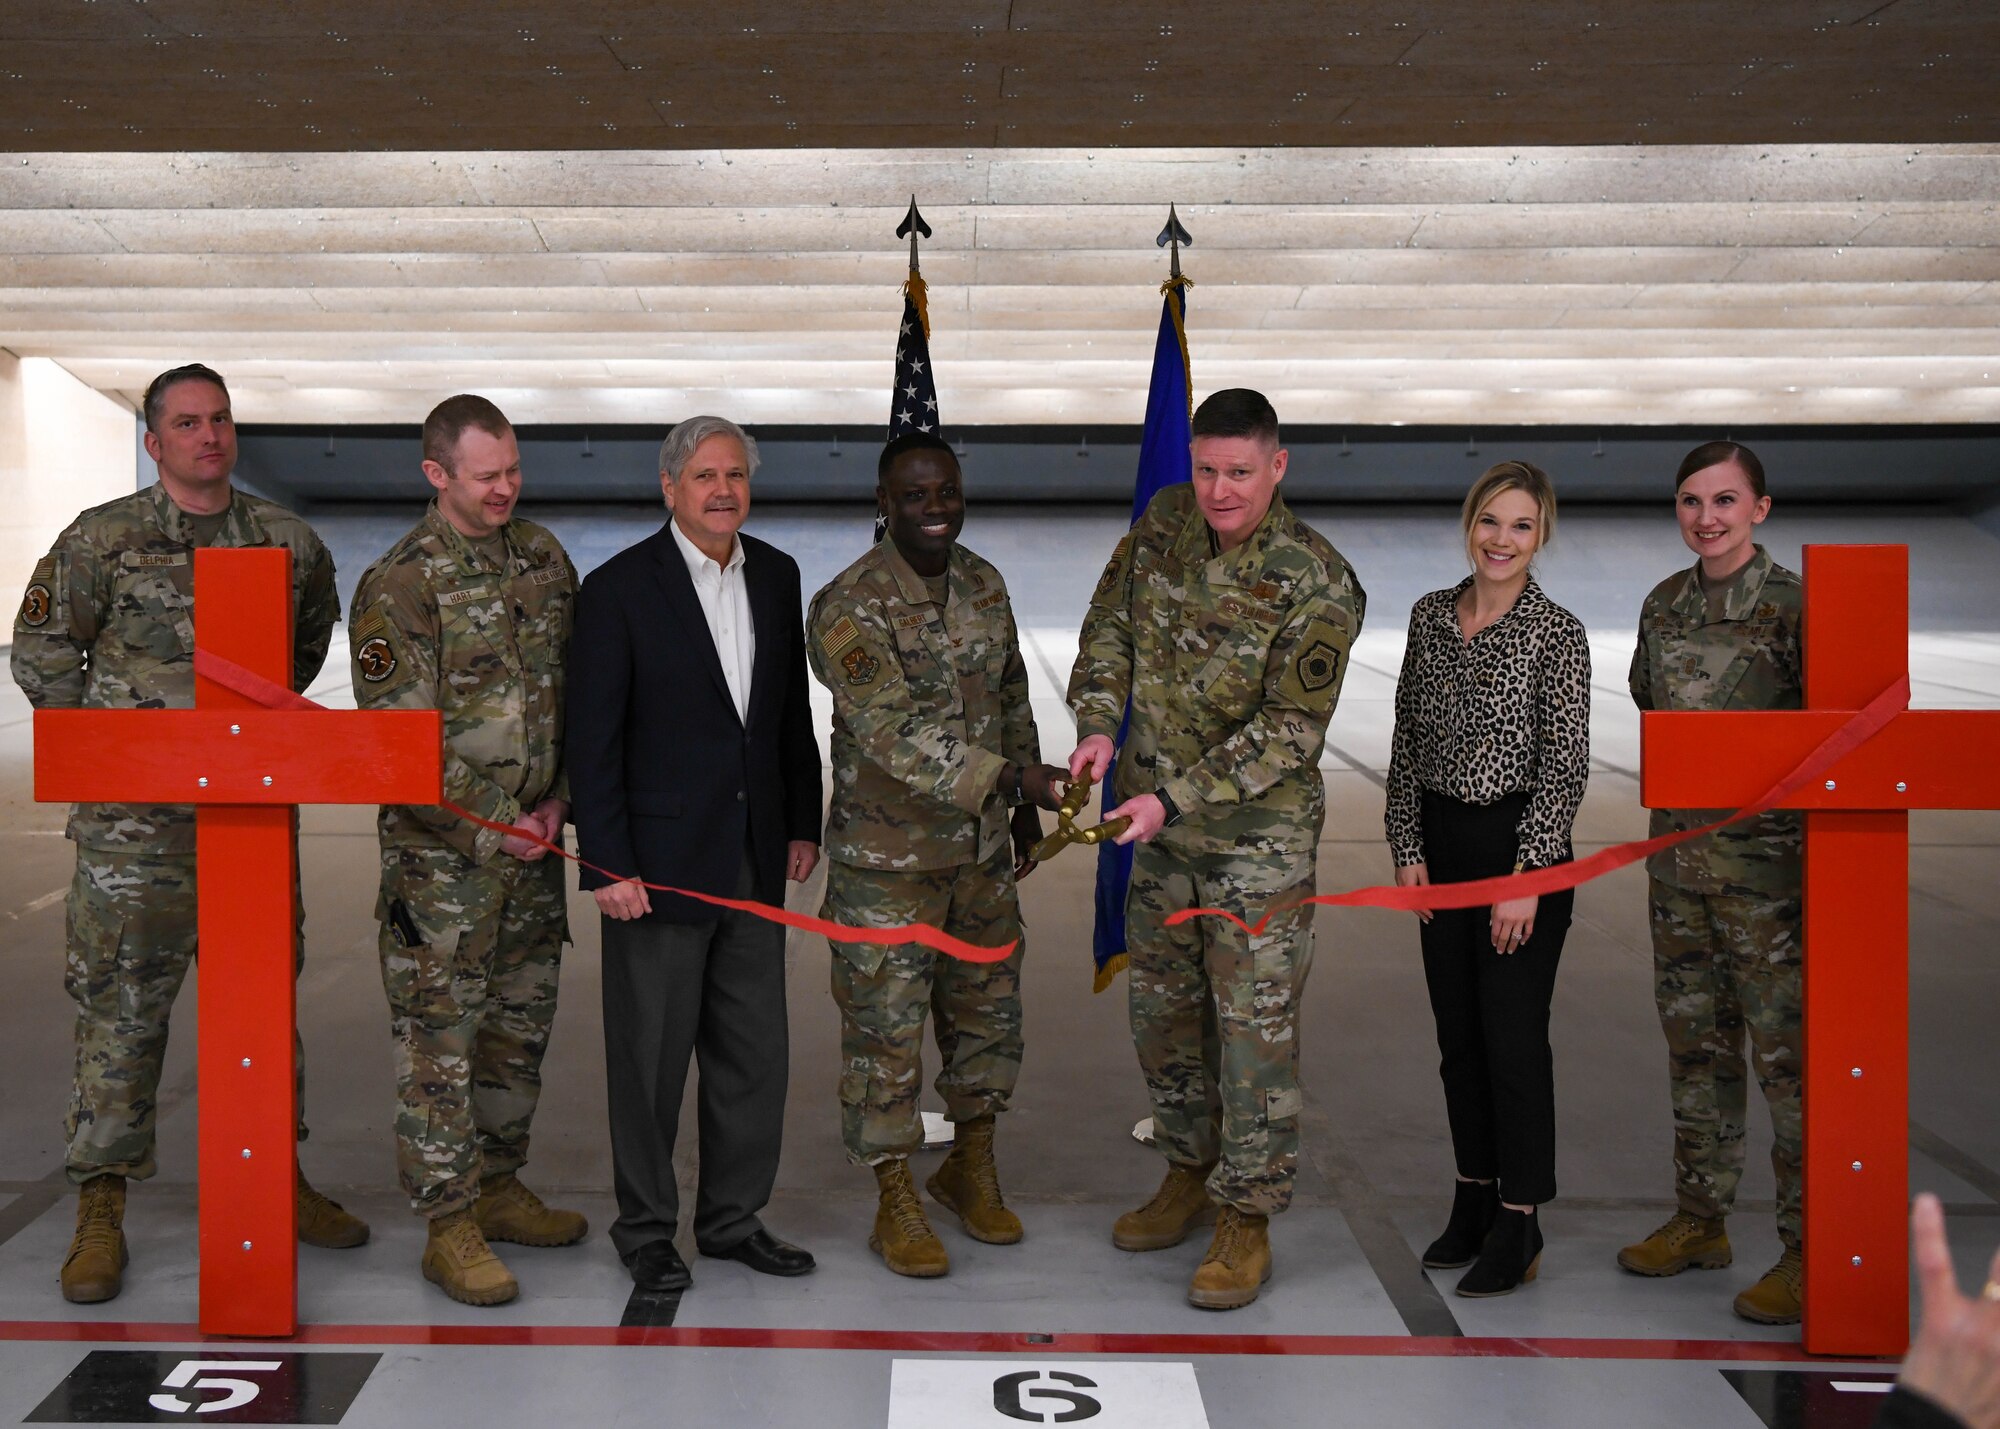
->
[1092, 278, 1193, 991]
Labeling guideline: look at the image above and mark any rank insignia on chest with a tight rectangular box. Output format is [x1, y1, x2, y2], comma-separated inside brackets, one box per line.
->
[1297, 641, 1340, 692]
[840, 645, 881, 687]
[20, 583, 52, 627]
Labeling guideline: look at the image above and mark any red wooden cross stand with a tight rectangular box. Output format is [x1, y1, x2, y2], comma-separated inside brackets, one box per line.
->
[32, 547, 440, 1338]
[1642, 544, 2000, 1357]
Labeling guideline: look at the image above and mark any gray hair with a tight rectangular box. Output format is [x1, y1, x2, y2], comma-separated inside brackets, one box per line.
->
[659, 415, 759, 481]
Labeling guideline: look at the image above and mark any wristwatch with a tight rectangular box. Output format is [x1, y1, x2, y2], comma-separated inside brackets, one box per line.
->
[1155, 788, 1185, 827]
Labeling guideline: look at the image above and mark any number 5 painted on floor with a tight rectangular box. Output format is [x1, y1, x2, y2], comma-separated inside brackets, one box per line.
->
[148, 1360, 283, 1414]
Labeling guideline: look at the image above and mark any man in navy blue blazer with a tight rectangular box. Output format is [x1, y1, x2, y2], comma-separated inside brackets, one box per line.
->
[566, 414, 823, 1294]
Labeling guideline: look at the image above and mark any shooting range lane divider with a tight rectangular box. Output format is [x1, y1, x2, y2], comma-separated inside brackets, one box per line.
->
[194, 648, 1909, 954]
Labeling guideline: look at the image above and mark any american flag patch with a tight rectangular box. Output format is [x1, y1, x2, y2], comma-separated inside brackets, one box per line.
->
[820, 614, 860, 656]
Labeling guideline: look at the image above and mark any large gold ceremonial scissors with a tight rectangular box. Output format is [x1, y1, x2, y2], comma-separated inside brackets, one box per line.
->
[1027, 771, 1132, 862]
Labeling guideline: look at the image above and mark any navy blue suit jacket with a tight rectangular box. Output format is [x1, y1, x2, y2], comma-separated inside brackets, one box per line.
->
[566, 523, 822, 922]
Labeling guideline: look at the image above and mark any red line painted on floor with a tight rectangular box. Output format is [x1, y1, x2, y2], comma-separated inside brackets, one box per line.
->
[0, 1320, 1877, 1363]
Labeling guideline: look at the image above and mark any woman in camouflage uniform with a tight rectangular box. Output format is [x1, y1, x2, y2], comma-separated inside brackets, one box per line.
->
[1621, 441, 1808, 1326]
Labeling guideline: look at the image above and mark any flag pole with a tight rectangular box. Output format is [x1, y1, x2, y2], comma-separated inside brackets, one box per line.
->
[1091, 205, 1196, 992]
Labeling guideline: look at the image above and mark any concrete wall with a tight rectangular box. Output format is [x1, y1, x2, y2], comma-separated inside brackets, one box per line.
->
[0, 352, 139, 614]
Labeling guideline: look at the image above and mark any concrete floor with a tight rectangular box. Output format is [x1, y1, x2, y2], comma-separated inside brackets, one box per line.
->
[0, 501, 1995, 1427]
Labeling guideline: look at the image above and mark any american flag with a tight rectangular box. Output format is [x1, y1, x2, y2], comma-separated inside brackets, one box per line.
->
[889, 272, 940, 437]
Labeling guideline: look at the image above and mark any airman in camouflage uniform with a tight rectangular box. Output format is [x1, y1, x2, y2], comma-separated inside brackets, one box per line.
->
[1624, 540, 1807, 1320]
[349, 394, 583, 1307]
[807, 431, 1065, 1278]
[10, 363, 364, 1305]
[1068, 389, 1366, 1310]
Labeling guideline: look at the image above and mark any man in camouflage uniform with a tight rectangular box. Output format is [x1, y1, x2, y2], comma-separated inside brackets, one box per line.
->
[349, 394, 583, 1307]
[1623, 441, 1807, 1325]
[807, 431, 1068, 1278]
[1068, 389, 1365, 1310]
[10, 362, 366, 1305]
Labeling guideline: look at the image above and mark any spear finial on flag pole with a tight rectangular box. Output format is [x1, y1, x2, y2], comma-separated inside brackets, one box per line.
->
[1157, 202, 1193, 283]
[897, 195, 933, 338]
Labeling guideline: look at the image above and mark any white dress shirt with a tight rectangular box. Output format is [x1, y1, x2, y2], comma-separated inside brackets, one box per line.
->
[671, 518, 756, 723]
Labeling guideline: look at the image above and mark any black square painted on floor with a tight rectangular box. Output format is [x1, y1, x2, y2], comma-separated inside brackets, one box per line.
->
[1722, 1369, 1899, 1429]
[26, 1350, 381, 1424]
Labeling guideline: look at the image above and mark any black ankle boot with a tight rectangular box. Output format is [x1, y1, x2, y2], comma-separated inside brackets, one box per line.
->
[1455, 1206, 1543, 1298]
[1422, 1180, 1499, 1270]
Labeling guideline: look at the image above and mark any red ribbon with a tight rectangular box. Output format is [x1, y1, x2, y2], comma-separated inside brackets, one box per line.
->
[195, 648, 1910, 956]
[193, 650, 1018, 964]
[1167, 675, 1912, 934]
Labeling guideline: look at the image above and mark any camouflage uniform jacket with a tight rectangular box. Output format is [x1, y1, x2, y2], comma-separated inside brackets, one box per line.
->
[1629, 544, 1803, 895]
[10, 481, 337, 854]
[808, 538, 1041, 872]
[1069, 485, 1367, 859]
[349, 501, 576, 865]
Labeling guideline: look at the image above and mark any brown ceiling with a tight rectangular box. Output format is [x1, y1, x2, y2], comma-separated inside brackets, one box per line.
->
[1, 0, 1994, 152]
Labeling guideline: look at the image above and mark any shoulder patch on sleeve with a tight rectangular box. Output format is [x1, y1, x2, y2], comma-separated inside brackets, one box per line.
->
[820, 613, 860, 658]
[16, 552, 62, 632]
[1091, 533, 1133, 606]
[838, 643, 883, 688]
[1277, 613, 1354, 710]
[350, 607, 402, 685]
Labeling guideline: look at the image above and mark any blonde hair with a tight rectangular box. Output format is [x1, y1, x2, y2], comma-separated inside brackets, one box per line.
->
[1461, 460, 1557, 570]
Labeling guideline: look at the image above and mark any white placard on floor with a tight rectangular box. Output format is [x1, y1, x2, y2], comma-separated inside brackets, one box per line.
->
[886, 1359, 1208, 1429]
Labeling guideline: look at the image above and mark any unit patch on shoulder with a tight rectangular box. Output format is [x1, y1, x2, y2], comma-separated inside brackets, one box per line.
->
[820, 613, 860, 658]
[19, 582, 51, 627]
[357, 636, 397, 682]
[1297, 641, 1340, 692]
[1277, 614, 1353, 710]
[351, 609, 399, 684]
[840, 645, 881, 687]
[1092, 534, 1133, 605]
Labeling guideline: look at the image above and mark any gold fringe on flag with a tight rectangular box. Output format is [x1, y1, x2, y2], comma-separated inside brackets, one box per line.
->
[905, 269, 931, 341]
[1161, 274, 1194, 425]
[1092, 951, 1131, 995]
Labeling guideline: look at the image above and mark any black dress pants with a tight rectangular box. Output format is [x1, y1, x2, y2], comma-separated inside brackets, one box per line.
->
[1418, 790, 1572, 1206]
[600, 852, 789, 1261]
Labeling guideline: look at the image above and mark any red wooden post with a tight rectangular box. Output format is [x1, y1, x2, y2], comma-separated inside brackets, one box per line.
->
[1641, 545, 2000, 1357]
[194, 547, 302, 1337]
[33, 547, 440, 1337]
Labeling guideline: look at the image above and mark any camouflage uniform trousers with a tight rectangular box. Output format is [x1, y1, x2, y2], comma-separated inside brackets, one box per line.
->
[64, 846, 307, 1185]
[1126, 841, 1316, 1217]
[822, 846, 1024, 1165]
[1648, 877, 1803, 1248]
[377, 843, 568, 1219]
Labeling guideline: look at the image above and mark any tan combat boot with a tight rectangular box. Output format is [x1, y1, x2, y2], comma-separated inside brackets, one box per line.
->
[926, 1116, 1023, 1245]
[297, 1169, 370, 1249]
[1187, 1206, 1272, 1311]
[869, 1158, 949, 1277]
[422, 1209, 519, 1306]
[1733, 1246, 1804, 1325]
[1616, 1210, 1732, 1276]
[475, 1173, 588, 1247]
[1112, 1161, 1217, 1252]
[60, 1174, 128, 1305]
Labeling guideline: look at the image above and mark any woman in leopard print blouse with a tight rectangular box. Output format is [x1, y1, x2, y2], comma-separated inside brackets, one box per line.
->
[1385, 459, 1592, 1300]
